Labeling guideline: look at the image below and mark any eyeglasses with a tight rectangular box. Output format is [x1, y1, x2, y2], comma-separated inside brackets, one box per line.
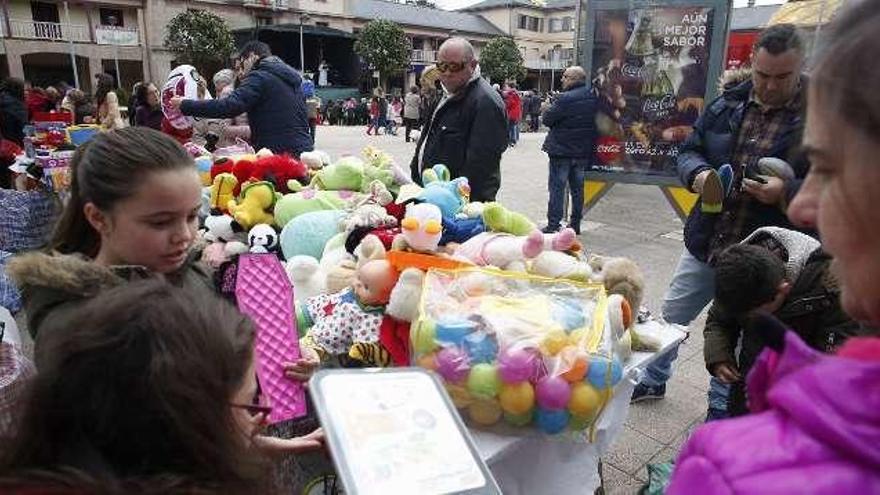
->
[436, 61, 468, 74]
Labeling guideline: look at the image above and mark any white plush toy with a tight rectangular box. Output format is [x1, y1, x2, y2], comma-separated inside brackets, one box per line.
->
[385, 268, 425, 323]
[300, 150, 332, 170]
[285, 255, 327, 303]
[530, 250, 593, 282]
[248, 224, 279, 254]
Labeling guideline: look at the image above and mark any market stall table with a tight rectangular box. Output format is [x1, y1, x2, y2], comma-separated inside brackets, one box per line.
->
[470, 320, 686, 494]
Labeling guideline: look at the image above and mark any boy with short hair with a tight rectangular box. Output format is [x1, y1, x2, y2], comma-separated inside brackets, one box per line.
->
[704, 227, 862, 418]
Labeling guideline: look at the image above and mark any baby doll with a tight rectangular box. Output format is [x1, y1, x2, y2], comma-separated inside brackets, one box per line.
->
[300, 259, 400, 360]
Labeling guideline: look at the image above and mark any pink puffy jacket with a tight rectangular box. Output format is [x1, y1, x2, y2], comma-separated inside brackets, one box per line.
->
[668, 332, 880, 494]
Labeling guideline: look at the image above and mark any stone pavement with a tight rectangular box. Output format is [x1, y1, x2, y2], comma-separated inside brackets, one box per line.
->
[317, 125, 711, 494]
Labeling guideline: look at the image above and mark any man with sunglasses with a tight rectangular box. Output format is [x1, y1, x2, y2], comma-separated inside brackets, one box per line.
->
[411, 37, 507, 202]
[169, 41, 313, 156]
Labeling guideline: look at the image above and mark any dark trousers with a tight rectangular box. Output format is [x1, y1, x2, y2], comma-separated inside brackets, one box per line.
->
[529, 113, 540, 131]
[547, 157, 587, 228]
[404, 117, 419, 142]
[308, 118, 317, 141]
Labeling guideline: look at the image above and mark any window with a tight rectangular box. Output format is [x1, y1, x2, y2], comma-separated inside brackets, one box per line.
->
[518, 14, 542, 32]
[549, 18, 561, 32]
[316, 21, 329, 27]
[30, 1, 59, 23]
[256, 15, 273, 26]
[562, 16, 572, 32]
[99, 8, 124, 27]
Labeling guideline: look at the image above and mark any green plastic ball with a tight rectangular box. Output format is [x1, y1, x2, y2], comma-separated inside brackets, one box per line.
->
[467, 363, 501, 399]
[412, 318, 438, 354]
[503, 410, 534, 427]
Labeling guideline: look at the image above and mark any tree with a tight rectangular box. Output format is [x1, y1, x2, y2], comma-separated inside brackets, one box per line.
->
[479, 37, 527, 84]
[354, 20, 411, 91]
[164, 10, 236, 78]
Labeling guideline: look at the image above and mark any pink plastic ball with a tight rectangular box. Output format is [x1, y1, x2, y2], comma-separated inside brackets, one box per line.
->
[498, 347, 538, 383]
[536, 376, 572, 410]
[435, 347, 471, 383]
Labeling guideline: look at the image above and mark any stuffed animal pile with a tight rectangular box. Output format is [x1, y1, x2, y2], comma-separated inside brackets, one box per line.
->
[198, 147, 655, 374]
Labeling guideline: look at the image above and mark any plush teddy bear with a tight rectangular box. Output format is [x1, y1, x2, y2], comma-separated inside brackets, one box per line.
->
[299, 259, 400, 361]
[285, 255, 327, 304]
[588, 255, 645, 313]
[227, 181, 281, 230]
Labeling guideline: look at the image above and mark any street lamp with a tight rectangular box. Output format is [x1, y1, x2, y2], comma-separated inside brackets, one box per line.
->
[299, 13, 310, 74]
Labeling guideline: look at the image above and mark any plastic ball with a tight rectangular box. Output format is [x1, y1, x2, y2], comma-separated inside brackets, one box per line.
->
[498, 347, 538, 383]
[536, 408, 570, 434]
[568, 413, 594, 431]
[435, 318, 477, 347]
[436, 347, 471, 383]
[504, 410, 534, 427]
[553, 298, 587, 331]
[586, 357, 624, 389]
[568, 382, 605, 417]
[445, 383, 474, 409]
[463, 331, 499, 364]
[536, 376, 572, 410]
[540, 328, 569, 356]
[416, 352, 438, 371]
[559, 346, 589, 382]
[568, 327, 588, 346]
[469, 398, 502, 426]
[498, 381, 535, 415]
[412, 319, 438, 354]
[467, 363, 501, 399]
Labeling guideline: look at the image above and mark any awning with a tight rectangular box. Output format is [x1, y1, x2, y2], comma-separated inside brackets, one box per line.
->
[233, 24, 356, 39]
[769, 0, 843, 26]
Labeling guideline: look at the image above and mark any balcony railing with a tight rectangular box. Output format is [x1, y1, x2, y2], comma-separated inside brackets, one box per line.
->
[411, 49, 436, 63]
[242, 0, 289, 9]
[8, 19, 91, 42]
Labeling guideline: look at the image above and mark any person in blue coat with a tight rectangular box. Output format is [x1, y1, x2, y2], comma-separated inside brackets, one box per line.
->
[541, 66, 598, 235]
[170, 41, 313, 156]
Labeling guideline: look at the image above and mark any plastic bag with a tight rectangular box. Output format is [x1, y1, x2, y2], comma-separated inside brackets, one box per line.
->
[213, 138, 255, 159]
[161, 64, 212, 130]
[411, 267, 626, 441]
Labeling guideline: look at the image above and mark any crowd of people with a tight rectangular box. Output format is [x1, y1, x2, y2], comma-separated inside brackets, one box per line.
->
[1, 1, 879, 491]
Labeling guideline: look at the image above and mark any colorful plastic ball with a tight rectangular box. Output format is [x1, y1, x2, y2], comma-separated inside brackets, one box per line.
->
[469, 398, 503, 426]
[559, 346, 589, 382]
[536, 376, 572, 410]
[445, 383, 474, 409]
[540, 328, 569, 356]
[467, 363, 501, 399]
[416, 352, 438, 371]
[498, 347, 538, 383]
[568, 327, 588, 346]
[412, 319, 438, 354]
[463, 331, 499, 364]
[536, 408, 570, 434]
[568, 382, 605, 417]
[498, 381, 535, 415]
[552, 298, 586, 331]
[436, 347, 470, 383]
[435, 318, 477, 347]
[568, 414, 593, 431]
[503, 410, 534, 427]
[586, 357, 624, 389]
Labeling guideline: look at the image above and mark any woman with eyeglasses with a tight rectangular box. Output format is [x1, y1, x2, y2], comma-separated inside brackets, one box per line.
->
[0, 280, 323, 493]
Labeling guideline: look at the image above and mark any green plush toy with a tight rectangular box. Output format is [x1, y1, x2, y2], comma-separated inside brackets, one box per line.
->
[311, 156, 365, 191]
[274, 189, 364, 228]
[482, 202, 536, 236]
[363, 163, 397, 194]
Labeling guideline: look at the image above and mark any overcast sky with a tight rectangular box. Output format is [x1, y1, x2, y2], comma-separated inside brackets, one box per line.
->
[435, 0, 785, 11]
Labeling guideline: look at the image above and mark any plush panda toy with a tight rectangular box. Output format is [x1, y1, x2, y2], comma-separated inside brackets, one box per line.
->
[248, 224, 279, 254]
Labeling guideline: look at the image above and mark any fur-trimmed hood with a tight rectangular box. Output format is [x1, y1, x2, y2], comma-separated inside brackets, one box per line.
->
[717, 67, 752, 93]
[7, 252, 128, 298]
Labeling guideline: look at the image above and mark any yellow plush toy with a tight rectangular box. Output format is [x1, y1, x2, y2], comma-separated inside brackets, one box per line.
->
[210, 173, 238, 214]
[228, 181, 281, 229]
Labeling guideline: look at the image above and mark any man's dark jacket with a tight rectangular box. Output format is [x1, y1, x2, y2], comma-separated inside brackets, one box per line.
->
[181, 56, 313, 155]
[411, 76, 507, 202]
[541, 82, 598, 159]
[678, 78, 808, 262]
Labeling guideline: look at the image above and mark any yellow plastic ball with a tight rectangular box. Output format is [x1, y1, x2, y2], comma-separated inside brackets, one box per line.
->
[540, 328, 569, 356]
[412, 319, 438, 354]
[568, 327, 589, 346]
[568, 382, 605, 417]
[559, 346, 589, 382]
[445, 383, 474, 409]
[469, 398, 503, 426]
[498, 381, 535, 415]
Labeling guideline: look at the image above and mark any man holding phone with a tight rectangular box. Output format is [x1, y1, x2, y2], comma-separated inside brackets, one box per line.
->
[632, 25, 812, 419]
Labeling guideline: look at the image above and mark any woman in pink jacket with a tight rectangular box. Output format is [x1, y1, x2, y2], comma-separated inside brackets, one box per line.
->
[668, 2, 880, 493]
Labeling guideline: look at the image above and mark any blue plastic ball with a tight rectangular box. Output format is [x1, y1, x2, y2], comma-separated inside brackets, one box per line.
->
[586, 357, 624, 389]
[552, 298, 586, 331]
[435, 318, 477, 347]
[462, 331, 498, 364]
[536, 408, 570, 434]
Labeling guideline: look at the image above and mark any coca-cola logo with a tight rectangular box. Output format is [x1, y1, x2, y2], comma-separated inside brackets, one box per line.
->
[621, 64, 645, 79]
[596, 136, 623, 164]
[643, 94, 677, 114]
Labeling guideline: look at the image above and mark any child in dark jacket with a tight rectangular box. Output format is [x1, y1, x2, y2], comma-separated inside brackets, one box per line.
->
[704, 227, 866, 417]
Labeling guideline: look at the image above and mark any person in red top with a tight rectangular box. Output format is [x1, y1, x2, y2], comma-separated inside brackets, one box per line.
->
[504, 83, 522, 147]
[366, 96, 381, 136]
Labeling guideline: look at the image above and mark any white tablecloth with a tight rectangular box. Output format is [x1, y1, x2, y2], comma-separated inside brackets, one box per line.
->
[471, 320, 686, 494]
